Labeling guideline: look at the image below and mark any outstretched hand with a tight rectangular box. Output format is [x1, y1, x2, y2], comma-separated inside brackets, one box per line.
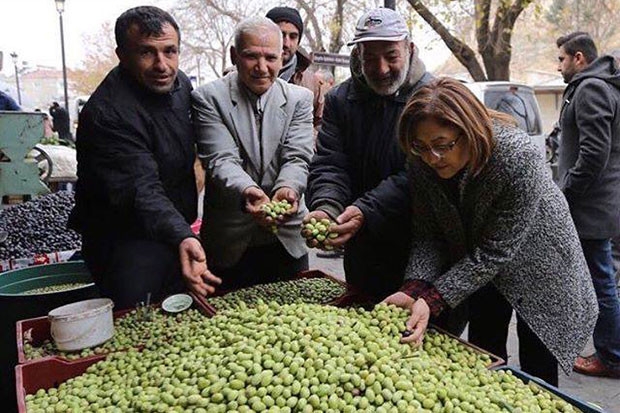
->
[381, 291, 430, 346]
[272, 187, 299, 219]
[179, 237, 221, 297]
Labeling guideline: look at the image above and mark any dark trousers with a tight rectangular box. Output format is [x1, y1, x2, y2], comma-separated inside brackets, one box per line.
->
[468, 283, 559, 386]
[213, 243, 308, 290]
[581, 238, 620, 368]
[81, 237, 185, 310]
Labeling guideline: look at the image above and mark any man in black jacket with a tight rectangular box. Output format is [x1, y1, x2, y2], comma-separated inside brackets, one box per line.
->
[49, 101, 72, 142]
[69, 6, 220, 309]
[556, 32, 620, 378]
[305, 7, 432, 300]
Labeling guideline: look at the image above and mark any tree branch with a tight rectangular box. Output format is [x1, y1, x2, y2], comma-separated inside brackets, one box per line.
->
[475, 0, 491, 52]
[297, 0, 321, 51]
[407, 0, 487, 80]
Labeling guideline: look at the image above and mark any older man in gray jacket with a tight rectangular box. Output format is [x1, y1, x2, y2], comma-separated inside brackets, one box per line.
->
[557, 32, 620, 378]
[191, 17, 314, 291]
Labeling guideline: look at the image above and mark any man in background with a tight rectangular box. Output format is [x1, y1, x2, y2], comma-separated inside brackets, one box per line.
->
[556, 31, 620, 378]
[49, 101, 71, 142]
[266, 6, 329, 131]
[0, 90, 20, 111]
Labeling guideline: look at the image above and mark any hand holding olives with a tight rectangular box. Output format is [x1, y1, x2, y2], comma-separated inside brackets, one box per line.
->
[260, 199, 293, 233]
[328, 206, 365, 247]
[243, 186, 272, 228]
[301, 215, 338, 250]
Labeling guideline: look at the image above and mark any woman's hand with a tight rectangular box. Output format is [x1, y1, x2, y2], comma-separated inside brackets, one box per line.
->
[382, 291, 431, 345]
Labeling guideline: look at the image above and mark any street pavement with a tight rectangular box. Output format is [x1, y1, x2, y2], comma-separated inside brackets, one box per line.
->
[309, 250, 620, 412]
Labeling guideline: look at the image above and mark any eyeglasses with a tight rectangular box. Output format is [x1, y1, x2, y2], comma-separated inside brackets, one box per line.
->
[409, 135, 462, 158]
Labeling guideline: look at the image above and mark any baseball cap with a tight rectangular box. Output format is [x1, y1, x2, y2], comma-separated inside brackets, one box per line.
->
[347, 8, 408, 46]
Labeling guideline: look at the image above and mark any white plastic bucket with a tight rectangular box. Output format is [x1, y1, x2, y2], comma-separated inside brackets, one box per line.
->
[48, 298, 114, 351]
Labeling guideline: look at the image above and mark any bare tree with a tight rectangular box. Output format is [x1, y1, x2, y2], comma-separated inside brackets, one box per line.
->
[546, 0, 620, 52]
[405, 0, 537, 81]
[69, 22, 118, 96]
[170, 0, 380, 82]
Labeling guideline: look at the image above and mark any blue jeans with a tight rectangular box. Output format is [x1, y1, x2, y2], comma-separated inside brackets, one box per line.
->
[581, 238, 620, 369]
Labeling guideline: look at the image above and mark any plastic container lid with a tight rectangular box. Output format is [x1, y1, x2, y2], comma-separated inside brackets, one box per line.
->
[162, 293, 193, 313]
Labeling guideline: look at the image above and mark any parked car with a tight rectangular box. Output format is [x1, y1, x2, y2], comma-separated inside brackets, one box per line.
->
[463, 81, 549, 163]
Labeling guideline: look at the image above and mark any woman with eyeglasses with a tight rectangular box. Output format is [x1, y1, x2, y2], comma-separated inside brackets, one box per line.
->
[382, 77, 598, 385]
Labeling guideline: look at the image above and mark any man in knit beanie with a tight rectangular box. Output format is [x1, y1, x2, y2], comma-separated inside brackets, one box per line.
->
[266, 6, 331, 133]
[266, 6, 308, 82]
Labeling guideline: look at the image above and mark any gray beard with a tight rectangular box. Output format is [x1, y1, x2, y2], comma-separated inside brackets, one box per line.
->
[363, 50, 411, 96]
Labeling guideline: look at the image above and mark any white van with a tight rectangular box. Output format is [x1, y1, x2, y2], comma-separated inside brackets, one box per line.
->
[463, 82, 548, 161]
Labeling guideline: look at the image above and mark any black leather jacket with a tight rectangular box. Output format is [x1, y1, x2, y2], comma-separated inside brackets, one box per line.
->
[69, 66, 197, 246]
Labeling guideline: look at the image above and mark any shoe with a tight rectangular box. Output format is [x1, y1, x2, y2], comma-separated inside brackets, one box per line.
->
[573, 354, 620, 378]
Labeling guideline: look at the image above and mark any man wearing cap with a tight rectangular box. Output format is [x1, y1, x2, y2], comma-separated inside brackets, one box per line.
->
[305, 8, 433, 302]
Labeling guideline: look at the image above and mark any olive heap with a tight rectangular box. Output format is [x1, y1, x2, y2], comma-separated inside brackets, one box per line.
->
[40, 135, 61, 146]
[261, 200, 293, 234]
[301, 217, 338, 250]
[0, 191, 81, 260]
[25, 302, 578, 413]
[23, 308, 206, 362]
[208, 278, 347, 311]
[22, 282, 89, 295]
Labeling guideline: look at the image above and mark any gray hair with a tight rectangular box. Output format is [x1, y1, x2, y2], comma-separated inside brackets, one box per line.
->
[234, 16, 283, 51]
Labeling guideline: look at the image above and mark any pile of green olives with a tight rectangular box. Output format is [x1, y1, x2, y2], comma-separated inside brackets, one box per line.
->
[25, 302, 578, 412]
[21, 283, 88, 295]
[208, 278, 347, 311]
[23, 308, 205, 361]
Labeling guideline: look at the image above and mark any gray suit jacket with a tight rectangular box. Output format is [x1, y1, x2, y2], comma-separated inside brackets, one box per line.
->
[405, 123, 598, 373]
[192, 73, 314, 268]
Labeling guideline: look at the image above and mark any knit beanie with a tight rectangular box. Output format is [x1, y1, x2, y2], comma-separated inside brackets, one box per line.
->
[266, 7, 303, 39]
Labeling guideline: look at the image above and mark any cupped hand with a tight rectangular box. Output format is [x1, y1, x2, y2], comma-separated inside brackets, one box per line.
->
[272, 186, 299, 219]
[301, 210, 332, 248]
[243, 186, 272, 228]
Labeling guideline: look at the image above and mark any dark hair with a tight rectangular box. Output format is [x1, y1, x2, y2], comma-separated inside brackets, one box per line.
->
[556, 32, 598, 63]
[115, 6, 180, 51]
[398, 78, 515, 176]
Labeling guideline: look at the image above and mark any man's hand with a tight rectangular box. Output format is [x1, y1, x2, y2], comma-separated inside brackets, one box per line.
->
[327, 205, 364, 247]
[302, 210, 332, 248]
[272, 187, 299, 219]
[381, 291, 430, 346]
[243, 186, 271, 227]
[179, 237, 221, 297]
